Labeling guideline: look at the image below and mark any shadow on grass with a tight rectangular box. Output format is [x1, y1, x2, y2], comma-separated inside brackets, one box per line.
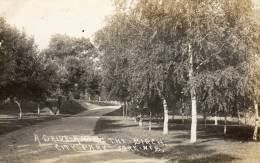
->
[0, 100, 86, 115]
[93, 114, 241, 162]
[151, 122, 260, 142]
[0, 115, 62, 135]
[168, 153, 238, 163]
[60, 100, 86, 115]
[94, 117, 137, 134]
[94, 116, 240, 162]
[198, 125, 260, 142]
[132, 143, 239, 163]
[0, 100, 87, 136]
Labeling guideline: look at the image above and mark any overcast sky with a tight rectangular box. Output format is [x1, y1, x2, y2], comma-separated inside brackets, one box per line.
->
[0, 0, 114, 49]
[0, 0, 259, 50]
[255, 0, 260, 7]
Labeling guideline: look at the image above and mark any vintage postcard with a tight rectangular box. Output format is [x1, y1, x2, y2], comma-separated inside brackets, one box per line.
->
[0, 0, 260, 162]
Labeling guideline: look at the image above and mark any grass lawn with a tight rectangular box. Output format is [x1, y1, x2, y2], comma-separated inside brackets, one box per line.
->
[0, 100, 87, 136]
[0, 101, 259, 162]
[94, 115, 260, 163]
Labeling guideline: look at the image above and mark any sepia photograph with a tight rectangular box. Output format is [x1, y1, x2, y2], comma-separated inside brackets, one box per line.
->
[0, 0, 260, 162]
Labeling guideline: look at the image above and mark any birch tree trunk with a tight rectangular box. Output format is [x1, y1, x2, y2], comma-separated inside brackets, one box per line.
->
[182, 111, 184, 124]
[214, 115, 218, 125]
[189, 44, 197, 143]
[190, 94, 197, 143]
[56, 108, 60, 115]
[135, 105, 139, 123]
[163, 98, 168, 135]
[253, 100, 259, 141]
[203, 111, 207, 128]
[122, 103, 125, 117]
[224, 115, 227, 135]
[149, 111, 152, 131]
[37, 103, 40, 116]
[14, 100, 22, 119]
[138, 114, 143, 127]
[244, 112, 247, 125]
[125, 101, 128, 117]
[237, 109, 241, 126]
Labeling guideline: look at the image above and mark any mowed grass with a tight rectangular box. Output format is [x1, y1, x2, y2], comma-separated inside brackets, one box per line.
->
[94, 115, 260, 163]
[0, 99, 86, 115]
[0, 100, 87, 136]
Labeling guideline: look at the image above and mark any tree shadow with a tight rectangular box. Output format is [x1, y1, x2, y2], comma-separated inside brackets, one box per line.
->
[60, 100, 86, 114]
[151, 122, 260, 142]
[132, 143, 239, 163]
[0, 100, 86, 115]
[169, 153, 238, 163]
[197, 125, 260, 142]
[94, 117, 137, 134]
[0, 116, 62, 135]
[0, 100, 87, 136]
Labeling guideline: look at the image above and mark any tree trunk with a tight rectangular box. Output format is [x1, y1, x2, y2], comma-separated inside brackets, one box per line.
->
[124, 101, 128, 117]
[182, 111, 184, 124]
[148, 121, 152, 131]
[189, 44, 197, 143]
[148, 111, 152, 131]
[56, 108, 60, 115]
[237, 109, 241, 126]
[122, 104, 125, 117]
[138, 119, 142, 126]
[253, 100, 259, 141]
[190, 95, 197, 143]
[37, 103, 40, 116]
[14, 100, 22, 119]
[214, 115, 218, 125]
[245, 112, 247, 125]
[138, 114, 143, 127]
[224, 115, 227, 135]
[162, 98, 169, 134]
[203, 111, 207, 128]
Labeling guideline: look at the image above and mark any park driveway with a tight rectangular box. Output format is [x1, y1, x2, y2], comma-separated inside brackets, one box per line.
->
[0, 102, 164, 163]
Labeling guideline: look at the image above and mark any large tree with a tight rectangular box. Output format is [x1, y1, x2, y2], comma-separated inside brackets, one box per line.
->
[0, 17, 59, 118]
[43, 34, 100, 99]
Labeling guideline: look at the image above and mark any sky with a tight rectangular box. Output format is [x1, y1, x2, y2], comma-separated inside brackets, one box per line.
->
[0, 0, 114, 49]
[0, 0, 260, 50]
[255, 0, 260, 7]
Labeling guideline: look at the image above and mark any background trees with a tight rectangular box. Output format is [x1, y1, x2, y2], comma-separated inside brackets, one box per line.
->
[0, 17, 103, 117]
[42, 34, 101, 100]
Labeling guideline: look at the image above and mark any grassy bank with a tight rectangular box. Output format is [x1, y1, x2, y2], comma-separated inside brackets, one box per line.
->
[94, 116, 260, 163]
